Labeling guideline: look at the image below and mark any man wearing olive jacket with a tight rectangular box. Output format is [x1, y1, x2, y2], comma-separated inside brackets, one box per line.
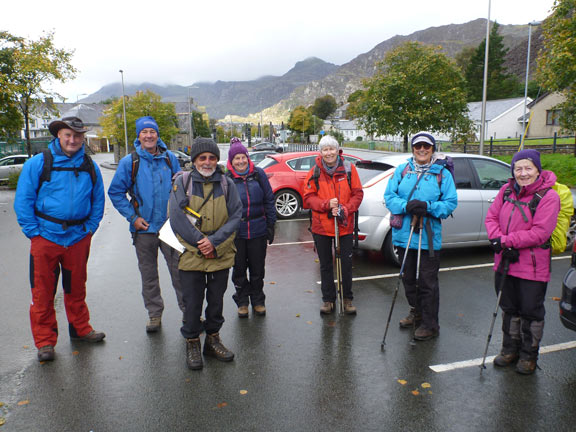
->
[169, 137, 242, 370]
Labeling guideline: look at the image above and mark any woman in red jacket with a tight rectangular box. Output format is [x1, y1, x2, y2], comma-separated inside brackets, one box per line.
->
[303, 136, 363, 314]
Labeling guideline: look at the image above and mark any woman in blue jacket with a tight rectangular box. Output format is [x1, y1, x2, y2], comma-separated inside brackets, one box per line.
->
[384, 132, 457, 341]
[227, 138, 276, 317]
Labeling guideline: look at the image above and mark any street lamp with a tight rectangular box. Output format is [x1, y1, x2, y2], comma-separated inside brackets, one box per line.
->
[76, 93, 87, 103]
[479, 0, 491, 155]
[520, 21, 542, 150]
[119, 69, 129, 157]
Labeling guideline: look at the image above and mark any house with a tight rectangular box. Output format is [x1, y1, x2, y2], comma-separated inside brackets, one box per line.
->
[524, 92, 569, 137]
[467, 97, 532, 140]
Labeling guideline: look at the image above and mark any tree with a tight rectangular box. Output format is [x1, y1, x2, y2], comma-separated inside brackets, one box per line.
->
[288, 106, 315, 142]
[454, 46, 476, 74]
[357, 41, 470, 151]
[191, 111, 210, 138]
[346, 90, 366, 119]
[537, 0, 576, 131]
[2, 31, 77, 156]
[465, 22, 521, 101]
[310, 95, 337, 120]
[100, 91, 178, 161]
[0, 32, 24, 139]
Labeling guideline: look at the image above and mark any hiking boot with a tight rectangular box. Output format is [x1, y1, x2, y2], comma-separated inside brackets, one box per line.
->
[203, 333, 234, 362]
[186, 338, 203, 370]
[516, 358, 537, 375]
[146, 317, 162, 333]
[253, 305, 266, 316]
[320, 302, 335, 315]
[71, 330, 106, 343]
[238, 306, 249, 318]
[413, 326, 439, 341]
[493, 352, 519, 367]
[399, 310, 421, 328]
[37, 345, 55, 362]
[343, 299, 357, 315]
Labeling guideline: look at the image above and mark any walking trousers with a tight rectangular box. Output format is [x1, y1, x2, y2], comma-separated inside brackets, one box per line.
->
[399, 247, 441, 331]
[313, 233, 353, 303]
[180, 269, 229, 339]
[29, 234, 94, 348]
[232, 236, 268, 307]
[133, 232, 184, 318]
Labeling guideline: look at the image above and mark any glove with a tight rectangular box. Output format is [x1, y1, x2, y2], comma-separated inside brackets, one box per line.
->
[502, 248, 519, 263]
[489, 238, 503, 253]
[336, 205, 349, 227]
[266, 224, 275, 245]
[406, 200, 427, 217]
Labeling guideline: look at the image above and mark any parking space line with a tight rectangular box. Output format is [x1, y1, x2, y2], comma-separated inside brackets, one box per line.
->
[270, 240, 314, 246]
[429, 340, 576, 373]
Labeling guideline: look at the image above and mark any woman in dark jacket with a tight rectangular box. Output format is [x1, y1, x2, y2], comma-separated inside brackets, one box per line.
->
[227, 138, 276, 317]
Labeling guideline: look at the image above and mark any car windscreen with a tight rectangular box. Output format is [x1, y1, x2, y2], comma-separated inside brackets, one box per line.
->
[355, 161, 396, 184]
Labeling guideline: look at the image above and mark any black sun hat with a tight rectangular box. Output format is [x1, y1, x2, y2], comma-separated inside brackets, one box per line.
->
[48, 116, 90, 137]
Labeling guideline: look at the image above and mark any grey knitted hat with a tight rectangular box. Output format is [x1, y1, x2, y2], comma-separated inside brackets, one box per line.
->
[190, 137, 220, 162]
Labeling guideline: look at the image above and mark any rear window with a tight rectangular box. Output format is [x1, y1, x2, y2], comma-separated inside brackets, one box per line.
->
[257, 158, 279, 169]
[355, 161, 395, 184]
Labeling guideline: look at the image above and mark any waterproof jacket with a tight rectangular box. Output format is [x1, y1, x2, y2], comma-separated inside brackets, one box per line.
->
[303, 155, 363, 237]
[485, 170, 560, 282]
[169, 166, 242, 272]
[227, 159, 276, 239]
[14, 139, 105, 247]
[384, 156, 458, 251]
[108, 138, 180, 233]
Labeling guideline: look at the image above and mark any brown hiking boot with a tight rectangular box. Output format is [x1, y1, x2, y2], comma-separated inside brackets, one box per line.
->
[253, 305, 266, 316]
[343, 299, 357, 315]
[320, 302, 335, 315]
[493, 352, 519, 367]
[515, 358, 537, 375]
[204, 333, 234, 362]
[186, 338, 203, 370]
[238, 306, 249, 318]
[414, 326, 439, 341]
[399, 310, 421, 328]
[71, 329, 106, 343]
[146, 317, 162, 333]
[37, 345, 55, 362]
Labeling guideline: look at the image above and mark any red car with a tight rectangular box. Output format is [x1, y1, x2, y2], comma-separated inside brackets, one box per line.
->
[258, 151, 362, 219]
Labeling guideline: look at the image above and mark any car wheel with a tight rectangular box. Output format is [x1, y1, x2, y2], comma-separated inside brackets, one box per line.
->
[567, 213, 576, 251]
[383, 232, 401, 267]
[274, 189, 301, 219]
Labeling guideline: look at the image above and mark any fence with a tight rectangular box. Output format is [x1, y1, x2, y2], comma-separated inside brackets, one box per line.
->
[0, 138, 51, 158]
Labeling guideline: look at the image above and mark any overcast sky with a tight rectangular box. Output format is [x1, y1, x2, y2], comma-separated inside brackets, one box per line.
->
[2, 0, 555, 102]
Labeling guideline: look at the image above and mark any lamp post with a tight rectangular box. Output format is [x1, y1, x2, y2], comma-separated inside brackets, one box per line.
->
[119, 69, 129, 157]
[187, 86, 195, 148]
[520, 21, 542, 150]
[479, 0, 491, 155]
[76, 93, 87, 103]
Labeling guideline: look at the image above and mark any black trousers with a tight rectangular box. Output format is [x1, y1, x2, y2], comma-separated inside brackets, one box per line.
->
[313, 233, 353, 302]
[399, 247, 441, 331]
[232, 236, 268, 307]
[180, 269, 229, 339]
[495, 272, 547, 360]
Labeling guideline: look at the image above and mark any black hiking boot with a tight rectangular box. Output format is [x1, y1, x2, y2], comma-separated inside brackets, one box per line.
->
[186, 338, 203, 370]
[204, 333, 234, 362]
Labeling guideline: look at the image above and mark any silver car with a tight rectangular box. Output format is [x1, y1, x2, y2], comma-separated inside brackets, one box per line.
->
[0, 154, 30, 182]
[356, 152, 576, 266]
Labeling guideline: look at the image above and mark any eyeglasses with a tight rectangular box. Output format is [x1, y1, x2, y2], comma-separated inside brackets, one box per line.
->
[413, 143, 433, 150]
[197, 155, 217, 162]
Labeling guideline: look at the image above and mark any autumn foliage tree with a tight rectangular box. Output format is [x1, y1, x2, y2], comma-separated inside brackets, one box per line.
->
[357, 41, 471, 151]
[537, 0, 576, 132]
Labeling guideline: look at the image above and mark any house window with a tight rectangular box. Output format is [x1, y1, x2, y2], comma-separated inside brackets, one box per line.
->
[546, 110, 560, 126]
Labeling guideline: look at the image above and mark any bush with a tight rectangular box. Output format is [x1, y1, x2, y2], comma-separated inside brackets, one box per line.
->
[494, 154, 576, 187]
[355, 136, 363, 141]
[8, 171, 20, 189]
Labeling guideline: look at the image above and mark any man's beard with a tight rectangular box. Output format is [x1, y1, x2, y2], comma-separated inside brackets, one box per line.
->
[198, 166, 216, 177]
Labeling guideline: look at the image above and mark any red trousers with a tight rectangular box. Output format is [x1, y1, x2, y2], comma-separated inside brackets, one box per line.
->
[29, 234, 94, 348]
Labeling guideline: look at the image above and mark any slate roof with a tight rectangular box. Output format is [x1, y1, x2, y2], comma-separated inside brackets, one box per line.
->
[467, 97, 527, 122]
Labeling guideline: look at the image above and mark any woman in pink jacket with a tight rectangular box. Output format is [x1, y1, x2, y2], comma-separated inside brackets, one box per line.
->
[485, 149, 560, 375]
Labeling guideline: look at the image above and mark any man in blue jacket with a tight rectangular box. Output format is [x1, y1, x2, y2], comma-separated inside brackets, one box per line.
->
[108, 116, 183, 333]
[14, 116, 106, 362]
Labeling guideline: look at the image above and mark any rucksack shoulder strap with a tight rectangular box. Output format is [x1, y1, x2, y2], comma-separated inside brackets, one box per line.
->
[39, 149, 53, 184]
[130, 151, 140, 185]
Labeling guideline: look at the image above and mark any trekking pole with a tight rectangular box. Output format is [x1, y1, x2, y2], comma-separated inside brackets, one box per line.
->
[479, 257, 510, 373]
[334, 215, 344, 315]
[410, 216, 424, 347]
[381, 215, 418, 351]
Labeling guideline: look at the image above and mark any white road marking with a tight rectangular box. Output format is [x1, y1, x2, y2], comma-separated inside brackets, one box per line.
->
[429, 340, 576, 373]
[270, 240, 314, 247]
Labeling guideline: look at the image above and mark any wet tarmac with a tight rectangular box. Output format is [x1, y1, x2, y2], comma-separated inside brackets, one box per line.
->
[1, 152, 575, 431]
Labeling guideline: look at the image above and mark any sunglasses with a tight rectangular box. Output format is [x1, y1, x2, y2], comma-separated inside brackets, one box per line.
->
[413, 143, 433, 150]
[197, 155, 217, 162]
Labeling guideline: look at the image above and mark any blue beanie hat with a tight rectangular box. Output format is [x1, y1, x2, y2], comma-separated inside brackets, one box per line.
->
[136, 116, 159, 137]
[411, 131, 436, 152]
[511, 149, 542, 175]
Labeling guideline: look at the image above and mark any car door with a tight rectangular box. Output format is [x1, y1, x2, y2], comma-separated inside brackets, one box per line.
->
[442, 157, 484, 244]
[468, 157, 511, 241]
[0, 157, 20, 181]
